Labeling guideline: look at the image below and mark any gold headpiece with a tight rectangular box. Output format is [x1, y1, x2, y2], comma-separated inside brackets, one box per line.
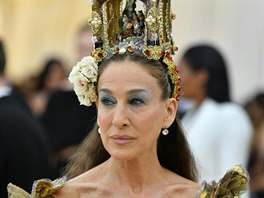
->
[69, 0, 181, 106]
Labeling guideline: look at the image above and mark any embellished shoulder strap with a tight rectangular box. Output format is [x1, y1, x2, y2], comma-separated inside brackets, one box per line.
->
[31, 176, 67, 198]
[7, 183, 30, 198]
[198, 165, 249, 198]
[7, 177, 66, 198]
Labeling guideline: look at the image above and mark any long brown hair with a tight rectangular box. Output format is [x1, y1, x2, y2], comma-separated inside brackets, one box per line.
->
[65, 53, 197, 181]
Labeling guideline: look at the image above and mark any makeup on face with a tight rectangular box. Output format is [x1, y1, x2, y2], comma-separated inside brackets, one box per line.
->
[98, 88, 152, 108]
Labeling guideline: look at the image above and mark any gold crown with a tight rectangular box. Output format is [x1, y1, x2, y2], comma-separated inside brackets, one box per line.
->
[89, 0, 180, 99]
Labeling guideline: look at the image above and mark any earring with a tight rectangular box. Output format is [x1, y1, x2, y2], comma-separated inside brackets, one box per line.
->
[162, 128, 169, 135]
[98, 128, 101, 134]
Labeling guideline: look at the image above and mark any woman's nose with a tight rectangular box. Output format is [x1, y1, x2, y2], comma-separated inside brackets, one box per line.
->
[112, 103, 129, 128]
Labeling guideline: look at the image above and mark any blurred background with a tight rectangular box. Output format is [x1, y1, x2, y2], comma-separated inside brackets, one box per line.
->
[0, 0, 263, 103]
[0, 1, 263, 197]
[1, 0, 91, 86]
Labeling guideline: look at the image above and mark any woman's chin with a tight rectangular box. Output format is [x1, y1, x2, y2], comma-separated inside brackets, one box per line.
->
[107, 150, 138, 161]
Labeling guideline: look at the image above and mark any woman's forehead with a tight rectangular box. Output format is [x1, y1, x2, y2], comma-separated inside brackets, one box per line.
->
[100, 60, 154, 81]
[98, 61, 160, 93]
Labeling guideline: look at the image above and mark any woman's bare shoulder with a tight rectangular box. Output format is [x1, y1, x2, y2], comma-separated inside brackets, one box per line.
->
[165, 177, 202, 198]
[54, 166, 108, 197]
[53, 179, 99, 198]
[158, 170, 201, 198]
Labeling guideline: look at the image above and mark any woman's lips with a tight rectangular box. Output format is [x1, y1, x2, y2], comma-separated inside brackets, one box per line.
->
[110, 135, 135, 144]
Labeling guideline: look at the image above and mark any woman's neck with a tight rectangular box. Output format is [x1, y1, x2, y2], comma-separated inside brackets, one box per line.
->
[102, 154, 168, 193]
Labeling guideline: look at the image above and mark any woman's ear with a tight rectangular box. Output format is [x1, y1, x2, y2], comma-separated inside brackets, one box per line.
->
[163, 98, 177, 128]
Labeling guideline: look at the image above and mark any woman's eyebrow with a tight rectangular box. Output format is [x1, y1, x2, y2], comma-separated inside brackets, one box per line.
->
[98, 89, 112, 94]
[127, 89, 149, 95]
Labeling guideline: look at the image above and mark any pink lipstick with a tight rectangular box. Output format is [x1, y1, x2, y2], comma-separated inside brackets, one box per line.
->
[111, 135, 135, 144]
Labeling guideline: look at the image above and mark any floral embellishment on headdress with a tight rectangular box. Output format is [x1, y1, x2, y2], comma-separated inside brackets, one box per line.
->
[68, 56, 98, 106]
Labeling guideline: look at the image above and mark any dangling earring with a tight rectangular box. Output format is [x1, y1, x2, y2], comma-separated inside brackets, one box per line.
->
[98, 128, 101, 134]
[162, 128, 169, 135]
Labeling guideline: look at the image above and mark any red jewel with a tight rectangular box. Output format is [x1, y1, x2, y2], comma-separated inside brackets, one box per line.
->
[176, 95, 180, 101]
[145, 50, 151, 56]
[167, 55, 173, 61]
[98, 52, 103, 57]
[175, 67, 179, 73]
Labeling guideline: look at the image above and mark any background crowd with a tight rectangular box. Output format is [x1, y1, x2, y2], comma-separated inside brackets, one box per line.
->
[0, 1, 263, 198]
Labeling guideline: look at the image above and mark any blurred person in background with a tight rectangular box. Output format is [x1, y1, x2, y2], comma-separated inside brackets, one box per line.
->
[245, 92, 264, 198]
[17, 75, 39, 114]
[178, 45, 253, 186]
[41, 24, 97, 177]
[0, 40, 55, 197]
[34, 58, 66, 116]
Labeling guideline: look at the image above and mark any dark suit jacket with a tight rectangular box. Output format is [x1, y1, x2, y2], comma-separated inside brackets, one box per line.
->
[42, 90, 97, 152]
[0, 95, 55, 197]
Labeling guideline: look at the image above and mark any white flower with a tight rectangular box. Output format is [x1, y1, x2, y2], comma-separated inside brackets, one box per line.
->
[77, 84, 97, 106]
[68, 56, 98, 106]
[68, 65, 80, 83]
[73, 76, 89, 95]
[81, 64, 97, 83]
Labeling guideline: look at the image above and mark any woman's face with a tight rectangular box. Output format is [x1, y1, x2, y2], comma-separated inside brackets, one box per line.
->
[97, 60, 176, 160]
[179, 59, 207, 100]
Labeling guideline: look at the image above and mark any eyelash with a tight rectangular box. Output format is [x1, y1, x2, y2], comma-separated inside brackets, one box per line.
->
[100, 97, 116, 106]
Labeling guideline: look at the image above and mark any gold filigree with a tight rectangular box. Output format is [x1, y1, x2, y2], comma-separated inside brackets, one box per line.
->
[158, 0, 164, 44]
[82, 0, 181, 101]
[163, 55, 180, 99]
[145, 7, 158, 32]
[89, 11, 102, 34]
[143, 45, 163, 60]
[113, 46, 135, 55]
[198, 165, 249, 198]
[91, 48, 107, 63]
[102, 2, 110, 50]
[31, 177, 66, 198]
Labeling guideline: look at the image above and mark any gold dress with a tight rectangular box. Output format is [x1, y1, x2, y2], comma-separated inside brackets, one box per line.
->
[7, 165, 248, 198]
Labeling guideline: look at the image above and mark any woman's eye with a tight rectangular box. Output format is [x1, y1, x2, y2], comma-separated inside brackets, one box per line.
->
[129, 98, 145, 106]
[100, 97, 116, 106]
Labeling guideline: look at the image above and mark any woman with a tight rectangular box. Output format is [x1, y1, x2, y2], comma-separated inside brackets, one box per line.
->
[55, 53, 200, 197]
[7, 0, 248, 197]
[179, 45, 252, 184]
[33, 58, 66, 116]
